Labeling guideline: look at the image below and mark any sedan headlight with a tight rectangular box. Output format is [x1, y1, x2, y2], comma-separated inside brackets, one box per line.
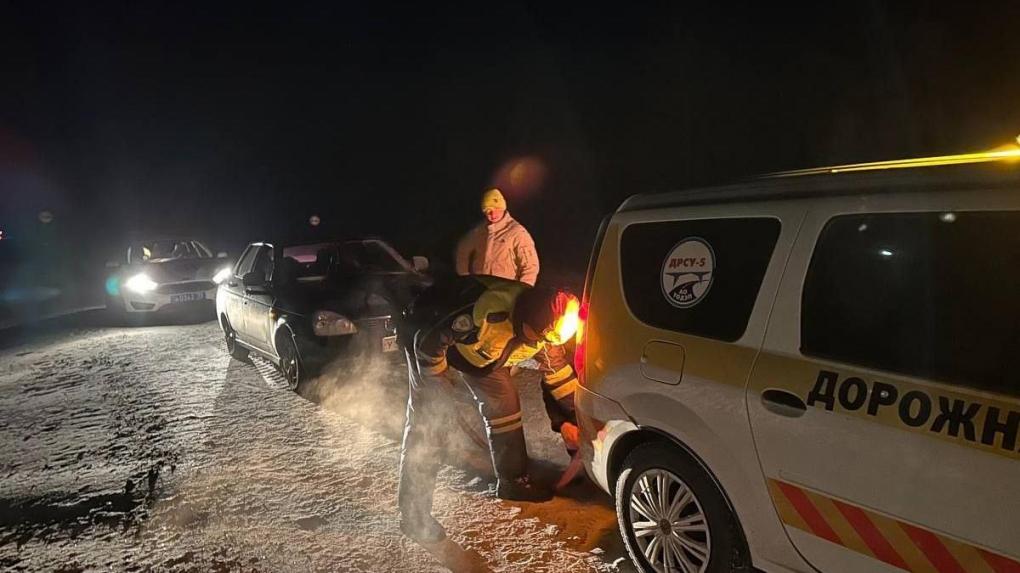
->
[313, 310, 358, 336]
[212, 266, 232, 285]
[124, 273, 158, 294]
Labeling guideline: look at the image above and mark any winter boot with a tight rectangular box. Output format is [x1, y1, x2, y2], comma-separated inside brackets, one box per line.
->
[399, 510, 447, 543]
[496, 474, 553, 502]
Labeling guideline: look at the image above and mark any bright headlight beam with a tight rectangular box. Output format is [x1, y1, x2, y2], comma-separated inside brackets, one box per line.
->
[213, 267, 232, 285]
[124, 273, 158, 294]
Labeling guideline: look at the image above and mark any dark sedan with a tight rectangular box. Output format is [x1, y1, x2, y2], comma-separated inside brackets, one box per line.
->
[215, 238, 431, 388]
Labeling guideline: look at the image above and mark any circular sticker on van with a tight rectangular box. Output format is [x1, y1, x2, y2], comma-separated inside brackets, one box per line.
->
[660, 238, 715, 308]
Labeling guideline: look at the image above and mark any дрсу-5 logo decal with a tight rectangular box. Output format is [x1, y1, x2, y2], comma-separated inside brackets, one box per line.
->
[661, 238, 715, 308]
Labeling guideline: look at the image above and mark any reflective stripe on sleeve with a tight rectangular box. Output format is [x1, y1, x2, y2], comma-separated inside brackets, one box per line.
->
[488, 411, 523, 426]
[420, 357, 447, 375]
[550, 378, 579, 400]
[544, 365, 574, 385]
[417, 352, 445, 365]
[490, 420, 524, 434]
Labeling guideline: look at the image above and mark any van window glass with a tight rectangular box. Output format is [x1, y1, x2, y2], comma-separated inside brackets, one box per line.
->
[802, 211, 1020, 396]
[620, 218, 781, 341]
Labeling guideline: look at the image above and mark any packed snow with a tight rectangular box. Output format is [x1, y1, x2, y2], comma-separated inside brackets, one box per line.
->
[0, 317, 633, 572]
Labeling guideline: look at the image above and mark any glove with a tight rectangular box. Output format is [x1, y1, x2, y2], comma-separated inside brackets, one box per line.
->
[560, 421, 580, 450]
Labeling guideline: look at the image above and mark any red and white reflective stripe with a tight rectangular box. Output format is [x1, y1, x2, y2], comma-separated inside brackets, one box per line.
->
[768, 478, 1020, 573]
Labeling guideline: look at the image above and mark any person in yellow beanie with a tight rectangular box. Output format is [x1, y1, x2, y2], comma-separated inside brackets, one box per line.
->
[455, 188, 540, 285]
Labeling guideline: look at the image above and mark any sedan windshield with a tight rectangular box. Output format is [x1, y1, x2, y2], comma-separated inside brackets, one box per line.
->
[130, 240, 212, 263]
[279, 240, 407, 283]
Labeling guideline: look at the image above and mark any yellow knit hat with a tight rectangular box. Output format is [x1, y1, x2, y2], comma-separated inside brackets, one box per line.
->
[480, 188, 507, 213]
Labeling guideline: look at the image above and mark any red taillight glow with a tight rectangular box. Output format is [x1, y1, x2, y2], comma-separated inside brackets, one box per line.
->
[573, 300, 589, 385]
[575, 214, 610, 388]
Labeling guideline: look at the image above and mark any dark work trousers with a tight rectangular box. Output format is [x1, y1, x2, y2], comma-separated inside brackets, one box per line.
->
[397, 349, 527, 518]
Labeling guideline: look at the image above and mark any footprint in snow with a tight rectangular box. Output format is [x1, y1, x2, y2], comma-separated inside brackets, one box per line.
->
[296, 515, 328, 531]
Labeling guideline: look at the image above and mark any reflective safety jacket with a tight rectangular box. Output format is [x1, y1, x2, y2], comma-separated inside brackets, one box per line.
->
[401, 275, 578, 432]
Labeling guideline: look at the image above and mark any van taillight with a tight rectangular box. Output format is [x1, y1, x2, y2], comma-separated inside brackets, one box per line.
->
[575, 215, 610, 387]
[573, 300, 589, 385]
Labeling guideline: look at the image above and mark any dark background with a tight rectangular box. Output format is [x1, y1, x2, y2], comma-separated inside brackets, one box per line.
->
[3, 1, 1020, 288]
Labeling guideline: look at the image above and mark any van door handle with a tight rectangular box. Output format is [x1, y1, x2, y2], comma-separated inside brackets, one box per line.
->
[761, 389, 807, 418]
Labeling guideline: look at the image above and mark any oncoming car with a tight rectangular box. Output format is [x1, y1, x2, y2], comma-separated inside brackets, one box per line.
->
[105, 238, 229, 317]
[574, 149, 1020, 572]
[216, 238, 431, 389]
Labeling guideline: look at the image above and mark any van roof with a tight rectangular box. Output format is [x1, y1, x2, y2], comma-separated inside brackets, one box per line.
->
[618, 151, 1020, 213]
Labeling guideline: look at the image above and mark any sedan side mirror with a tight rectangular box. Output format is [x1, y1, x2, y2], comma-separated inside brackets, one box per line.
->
[412, 256, 429, 273]
[241, 271, 268, 292]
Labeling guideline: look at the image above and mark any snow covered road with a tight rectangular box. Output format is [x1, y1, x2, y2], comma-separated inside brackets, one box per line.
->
[0, 316, 632, 572]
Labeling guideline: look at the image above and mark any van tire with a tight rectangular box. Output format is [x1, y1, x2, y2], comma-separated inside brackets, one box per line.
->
[616, 442, 750, 573]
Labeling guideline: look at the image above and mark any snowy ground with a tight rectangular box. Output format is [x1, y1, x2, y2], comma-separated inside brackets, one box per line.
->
[0, 314, 634, 572]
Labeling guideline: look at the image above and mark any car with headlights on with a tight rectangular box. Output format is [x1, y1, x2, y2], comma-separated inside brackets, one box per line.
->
[215, 238, 432, 389]
[104, 238, 231, 318]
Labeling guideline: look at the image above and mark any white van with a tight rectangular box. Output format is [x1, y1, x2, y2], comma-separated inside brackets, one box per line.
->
[573, 149, 1020, 572]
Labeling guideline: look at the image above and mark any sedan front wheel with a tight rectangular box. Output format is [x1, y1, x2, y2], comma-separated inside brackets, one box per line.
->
[277, 334, 303, 391]
[223, 319, 249, 361]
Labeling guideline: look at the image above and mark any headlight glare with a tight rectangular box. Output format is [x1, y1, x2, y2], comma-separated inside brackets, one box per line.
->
[212, 267, 232, 285]
[313, 310, 358, 336]
[125, 273, 158, 294]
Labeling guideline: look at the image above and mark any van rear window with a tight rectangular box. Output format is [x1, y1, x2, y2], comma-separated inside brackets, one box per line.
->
[620, 218, 781, 342]
[802, 211, 1020, 396]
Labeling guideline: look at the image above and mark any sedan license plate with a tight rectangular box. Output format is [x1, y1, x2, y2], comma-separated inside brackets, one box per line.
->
[382, 335, 399, 353]
[170, 292, 205, 304]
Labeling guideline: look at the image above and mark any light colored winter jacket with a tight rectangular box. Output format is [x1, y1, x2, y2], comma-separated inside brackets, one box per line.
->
[455, 213, 540, 286]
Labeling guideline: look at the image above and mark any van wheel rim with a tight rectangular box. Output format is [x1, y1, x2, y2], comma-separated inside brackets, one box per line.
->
[628, 469, 710, 573]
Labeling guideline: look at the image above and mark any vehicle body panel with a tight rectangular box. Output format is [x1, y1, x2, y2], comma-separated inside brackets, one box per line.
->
[216, 243, 258, 335]
[746, 188, 1020, 569]
[108, 238, 227, 314]
[577, 166, 1020, 571]
[217, 238, 430, 371]
[579, 200, 810, 571]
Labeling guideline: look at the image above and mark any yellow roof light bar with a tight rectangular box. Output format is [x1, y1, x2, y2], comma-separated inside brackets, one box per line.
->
[766, 140, 1020, 178]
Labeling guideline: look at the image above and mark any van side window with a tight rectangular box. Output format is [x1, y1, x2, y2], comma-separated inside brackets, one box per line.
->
[802, 211, 1020, 396]
[620, 218, 781, 341]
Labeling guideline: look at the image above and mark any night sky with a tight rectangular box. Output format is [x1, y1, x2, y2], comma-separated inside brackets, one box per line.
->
[3, 1, 1020, 279]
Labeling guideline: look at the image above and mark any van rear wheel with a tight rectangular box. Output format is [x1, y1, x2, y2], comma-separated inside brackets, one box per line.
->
[616, 442, 749, 573]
